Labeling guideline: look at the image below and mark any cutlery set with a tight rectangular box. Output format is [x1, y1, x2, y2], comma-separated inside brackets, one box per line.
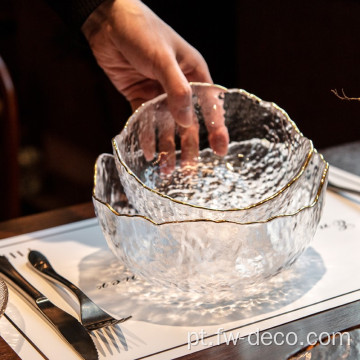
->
[28, 250, 131, 331]
[0, 250, 132, 359]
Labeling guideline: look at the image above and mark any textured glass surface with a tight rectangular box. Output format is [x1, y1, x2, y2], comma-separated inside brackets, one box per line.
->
[289, 328, 359, 359]
[113, 83, 314, 222]
[93, 154, 327, 294]
[0, 279, 8, 317]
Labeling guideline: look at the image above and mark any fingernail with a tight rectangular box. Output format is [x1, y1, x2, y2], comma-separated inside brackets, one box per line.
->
[209, 131, 229, 157]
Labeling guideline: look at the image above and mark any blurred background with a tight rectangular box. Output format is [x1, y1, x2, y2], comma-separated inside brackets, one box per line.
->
[0, 0, 359, 221]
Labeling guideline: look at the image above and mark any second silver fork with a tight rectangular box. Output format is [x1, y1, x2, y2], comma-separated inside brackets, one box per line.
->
[28, 250, 131, 331]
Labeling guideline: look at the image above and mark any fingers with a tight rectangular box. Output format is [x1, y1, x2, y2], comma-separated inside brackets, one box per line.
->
[153, 53, 226, 165]
[138, 98, 176, 175]
[156, 101, 176, 174]
[208, 126, 229, 157]
[128, 82, 164, 163]
[178, 119, 200, 168]
[157, 118, 176, 175]
[127, 79, 164, 111]
[138, 108, 156, 161]
[180, 48, 213, 85]
[153, 44, 229, 159]
[194, 85, 229, 156]
[153, 44, 211, 127]
[155, 61, 193, 128]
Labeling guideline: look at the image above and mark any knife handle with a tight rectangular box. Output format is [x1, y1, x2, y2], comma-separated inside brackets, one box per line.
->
[0, 256, 45, 306]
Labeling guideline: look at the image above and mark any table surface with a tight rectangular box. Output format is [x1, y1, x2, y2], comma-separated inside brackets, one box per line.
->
[0, 201, 360, 360]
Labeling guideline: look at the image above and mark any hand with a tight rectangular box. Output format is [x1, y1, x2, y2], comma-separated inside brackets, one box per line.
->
[82, 0, 229, 170]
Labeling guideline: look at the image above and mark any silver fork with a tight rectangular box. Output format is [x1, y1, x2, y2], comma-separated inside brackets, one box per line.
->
[28, 250, 131, 331]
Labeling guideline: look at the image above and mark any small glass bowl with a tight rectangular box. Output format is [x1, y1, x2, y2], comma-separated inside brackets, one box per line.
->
[0, 279, 8, 318]
[113, 83, 314, 223]
[93, 153, 328, 295]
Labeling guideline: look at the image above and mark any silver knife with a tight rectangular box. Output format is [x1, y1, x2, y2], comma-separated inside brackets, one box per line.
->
[0, 255, 98, 360]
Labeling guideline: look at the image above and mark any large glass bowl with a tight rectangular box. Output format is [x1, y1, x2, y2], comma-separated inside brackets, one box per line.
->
[113, 83, 314, 223]
[93, 153, 328, 295]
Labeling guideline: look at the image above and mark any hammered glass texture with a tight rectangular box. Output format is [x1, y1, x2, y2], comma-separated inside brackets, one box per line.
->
[289, 329, 358, 359]
[113, 83, 314, 222]
[93, 154, 327, 294]
[0, 279, 8, 317]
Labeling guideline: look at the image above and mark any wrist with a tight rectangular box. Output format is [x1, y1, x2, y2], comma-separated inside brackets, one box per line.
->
[81, 0, 114, 40]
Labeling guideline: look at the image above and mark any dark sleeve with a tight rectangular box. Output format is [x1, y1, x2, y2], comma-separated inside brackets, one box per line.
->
[44, 0, 108, 29]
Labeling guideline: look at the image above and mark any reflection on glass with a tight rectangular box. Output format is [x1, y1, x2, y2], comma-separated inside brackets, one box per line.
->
[0, 279, 8, 317]
[289, 328, 360, 360]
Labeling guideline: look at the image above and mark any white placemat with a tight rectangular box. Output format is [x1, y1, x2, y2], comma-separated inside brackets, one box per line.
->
[0, 167, 359, 360]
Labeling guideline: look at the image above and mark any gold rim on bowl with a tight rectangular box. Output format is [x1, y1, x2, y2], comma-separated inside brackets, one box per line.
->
[92, 153, 329, 226]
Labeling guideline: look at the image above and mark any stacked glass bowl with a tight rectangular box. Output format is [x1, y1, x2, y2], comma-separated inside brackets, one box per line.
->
[93, 83, 328, 295]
